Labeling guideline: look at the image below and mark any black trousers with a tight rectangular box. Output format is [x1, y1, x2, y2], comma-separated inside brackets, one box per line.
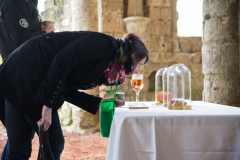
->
[5, 100, 64, 160]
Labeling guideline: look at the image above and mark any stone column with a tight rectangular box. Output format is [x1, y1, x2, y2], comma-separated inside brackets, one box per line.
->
[66, 0, 100, 133]
[202, 0, 240, 106]
[71, 0, 98, 31]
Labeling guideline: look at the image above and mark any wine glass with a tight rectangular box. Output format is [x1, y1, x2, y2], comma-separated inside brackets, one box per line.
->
[131, 74, 144, 106]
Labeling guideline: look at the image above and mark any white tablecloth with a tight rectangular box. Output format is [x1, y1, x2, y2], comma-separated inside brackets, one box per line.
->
[106, 101, 240, 160]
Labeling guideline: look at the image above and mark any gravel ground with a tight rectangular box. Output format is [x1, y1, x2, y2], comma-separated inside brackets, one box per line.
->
[0, 126, 109, 160]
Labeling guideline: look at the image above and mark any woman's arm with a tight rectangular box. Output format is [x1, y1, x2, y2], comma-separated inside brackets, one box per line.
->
[62, 87, 125, 115]
[62, 87, 102, 115]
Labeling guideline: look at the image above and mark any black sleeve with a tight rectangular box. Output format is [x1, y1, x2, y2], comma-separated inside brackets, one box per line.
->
[4, 1, 42, 48]
[62, 87, 102, 115]
[34, 32, 114, 108]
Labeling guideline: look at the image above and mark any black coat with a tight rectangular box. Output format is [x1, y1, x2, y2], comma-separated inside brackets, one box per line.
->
[0, 0, 42, 61]
[0, 31, 119, 122]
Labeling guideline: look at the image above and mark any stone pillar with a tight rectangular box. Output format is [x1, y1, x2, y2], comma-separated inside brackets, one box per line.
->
[70, 0, 100, 133]
[202, 0, 240, 106]
[71, 0, 98, 31]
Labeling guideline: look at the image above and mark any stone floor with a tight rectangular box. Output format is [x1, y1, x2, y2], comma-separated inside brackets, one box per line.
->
[0, 126, 109, 160]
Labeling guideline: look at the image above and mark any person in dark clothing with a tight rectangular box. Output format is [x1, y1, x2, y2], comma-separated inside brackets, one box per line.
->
[0, 0, 54, 159]
[0, 31, 149, 160]
[0, 0, 54, 61]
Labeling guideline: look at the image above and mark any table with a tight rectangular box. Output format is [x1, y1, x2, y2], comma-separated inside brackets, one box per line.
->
[106, 101, 240, 160]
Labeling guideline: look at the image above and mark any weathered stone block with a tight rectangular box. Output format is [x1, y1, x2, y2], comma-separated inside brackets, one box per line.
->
[203, 0, 238, 18]
[63, 5, 71, 18]
[202, 42, 239, 74]
[44, 0, 54, 9]
[142, 92, 155, 101]
[151, 21, 171, 35]
[147, 0, 171, 7]
[41, 10, 54, 21]
[60, 102, 72, 126]
[54, 0, 62, 5]
[99, 1, 123, 32]
[203, 74, 240, 106]
[191, 52, 202, 63]
[151, 35, 164, 51]
[179, 37, 202, 53]
[151, 35, 172, 52]
[101, 13, 122, 32]
[80, 111, 99, 129]
[149, 52, 161, 63]
[114, 32, 124, 38]
[53, 20, 61, 32]
[187, 63, 204, 100]
[71, 106, 100, 129]
[173, 52, 192, 63]
[62, 0, 69, 5]
[149, 7, 161, 20]
[160, 8, 171, 21]
[203, 18, 238, 43]
[107, 2, 123, 13]
[54, 6, 64, 20]
[62, 118, 72, 126]
[143, 62, 169, 77]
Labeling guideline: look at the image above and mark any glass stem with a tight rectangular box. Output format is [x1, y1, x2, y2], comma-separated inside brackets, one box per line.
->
[136, 92, 139, 106]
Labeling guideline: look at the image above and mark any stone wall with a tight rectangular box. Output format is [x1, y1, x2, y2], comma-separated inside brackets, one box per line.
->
[179, 37, 202, 53]
[41, 0, 72, 32]
[41, 0, 204, 133]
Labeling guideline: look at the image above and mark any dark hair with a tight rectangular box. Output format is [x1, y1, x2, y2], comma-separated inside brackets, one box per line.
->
[123, 33, 149, 64]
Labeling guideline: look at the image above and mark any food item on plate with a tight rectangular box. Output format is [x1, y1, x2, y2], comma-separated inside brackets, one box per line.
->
[156, 91, 174, 105]
[172, 100, 187, 106]
[168, 100, 191, 110]
[156, 91, 164, 105]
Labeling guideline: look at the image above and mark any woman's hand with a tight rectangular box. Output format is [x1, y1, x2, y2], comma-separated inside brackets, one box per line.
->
[41, 22, 55, 33]
[37, 105, 52, 131]
[100, 98, 125, 107]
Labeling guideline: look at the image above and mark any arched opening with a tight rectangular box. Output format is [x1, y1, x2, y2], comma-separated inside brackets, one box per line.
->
[148, 71, 156, 92]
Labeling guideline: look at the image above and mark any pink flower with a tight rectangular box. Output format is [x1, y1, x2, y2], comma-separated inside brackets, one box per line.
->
[105, 61, 126, 84]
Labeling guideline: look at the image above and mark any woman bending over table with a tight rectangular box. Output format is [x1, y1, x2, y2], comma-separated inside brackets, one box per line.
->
[0, 31, 149, 160]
